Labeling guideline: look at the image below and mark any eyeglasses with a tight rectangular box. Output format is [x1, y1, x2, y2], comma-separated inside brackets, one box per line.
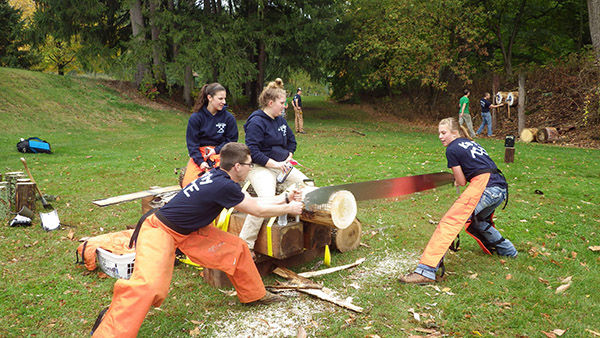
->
[239, 162, 254, 168]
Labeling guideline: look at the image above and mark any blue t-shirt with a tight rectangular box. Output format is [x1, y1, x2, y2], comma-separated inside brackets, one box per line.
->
[244, 110, 297, 166]
[445, 138, 506, 188]
[480, 98, 492, 113]
[158, 169, 245, 232]
[186, 106, 238, 166]
[293, 94, 302, 108]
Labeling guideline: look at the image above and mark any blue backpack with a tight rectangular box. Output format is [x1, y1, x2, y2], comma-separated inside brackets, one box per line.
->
[17, 137, 52, 154]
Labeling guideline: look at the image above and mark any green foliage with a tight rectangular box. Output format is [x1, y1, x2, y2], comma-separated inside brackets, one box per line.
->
[0, 0, 36, 67]
[331, 0, 488, 98]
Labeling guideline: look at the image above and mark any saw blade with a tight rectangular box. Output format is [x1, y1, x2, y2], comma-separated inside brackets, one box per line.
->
[303, 172, 454, 208]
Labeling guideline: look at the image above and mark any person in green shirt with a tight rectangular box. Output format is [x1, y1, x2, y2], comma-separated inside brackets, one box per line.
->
[458, 89, 476, 139]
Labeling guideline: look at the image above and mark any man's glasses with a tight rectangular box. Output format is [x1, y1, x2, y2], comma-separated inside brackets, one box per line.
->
[239, 162, 254, 168]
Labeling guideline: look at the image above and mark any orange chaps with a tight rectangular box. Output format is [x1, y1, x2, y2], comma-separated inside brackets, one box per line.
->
[92, 214, 265, 338]
[181, 146, 221, 188]
[419, 173, 490, 268]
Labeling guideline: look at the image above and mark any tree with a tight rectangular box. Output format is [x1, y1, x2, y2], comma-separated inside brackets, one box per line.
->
[0, 0, 35, 67]
[589, 0, 600, 60]
[481, 0, 589, 76]
[335, 0, 487, 100]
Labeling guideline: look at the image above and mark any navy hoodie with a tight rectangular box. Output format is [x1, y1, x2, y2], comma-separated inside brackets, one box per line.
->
[186, 106, 238, 166]
[244, 110, 296, 166]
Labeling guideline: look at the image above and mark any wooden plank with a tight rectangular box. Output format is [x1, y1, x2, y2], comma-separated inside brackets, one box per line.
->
[92, 185, 181, 207]
[273, 266, 363, 313]
[298, 257, 366, 279]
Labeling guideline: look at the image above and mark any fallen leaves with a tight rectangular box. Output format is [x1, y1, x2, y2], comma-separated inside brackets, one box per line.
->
[542, 328, 567, 337]
[555, 276, 572, 294]
[588, 245, 600, 252]
[586, 329, 600, 336]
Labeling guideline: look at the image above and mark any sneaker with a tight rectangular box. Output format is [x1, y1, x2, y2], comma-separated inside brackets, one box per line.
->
[248, 291, 286, 305]
[398, 272, 438, 285]
[90, 306, 109, 335]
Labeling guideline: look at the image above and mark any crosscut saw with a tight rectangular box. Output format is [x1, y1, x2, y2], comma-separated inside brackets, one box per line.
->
[303, 172, 454, 208]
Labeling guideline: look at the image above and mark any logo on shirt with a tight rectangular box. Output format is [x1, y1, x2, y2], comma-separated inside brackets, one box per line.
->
[183, 171, 214, 197]
[278, 125, 287, 137]
[216, 123, 226, 134]
[458, 141, 488, 159]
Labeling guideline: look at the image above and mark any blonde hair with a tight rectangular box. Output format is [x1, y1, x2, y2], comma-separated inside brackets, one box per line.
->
[259, 78, 286, 108]
[439, 117, 464, 137]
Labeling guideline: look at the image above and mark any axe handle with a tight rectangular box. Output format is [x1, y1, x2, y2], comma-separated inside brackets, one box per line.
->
[20, 157, 50, 206]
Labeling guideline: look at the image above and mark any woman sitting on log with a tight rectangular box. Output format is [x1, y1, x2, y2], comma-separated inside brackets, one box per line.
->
[181, 83, 238, 187]
[239, 79, 310, 253]
[399, 117, 517, 284]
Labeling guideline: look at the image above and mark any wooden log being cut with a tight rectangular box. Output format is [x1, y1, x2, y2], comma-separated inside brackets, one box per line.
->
[536, 127, 559, 143]
[227, 212, 304, 259]
[520, 128, 538, 143]
[15, 181, 36, 214]
[300, 189, 357, 229]
[331, 218, 362, 252]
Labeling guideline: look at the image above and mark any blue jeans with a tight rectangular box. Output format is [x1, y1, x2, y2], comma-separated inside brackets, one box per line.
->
[476, 112, 492, 136]
[414, 186, 517, 280]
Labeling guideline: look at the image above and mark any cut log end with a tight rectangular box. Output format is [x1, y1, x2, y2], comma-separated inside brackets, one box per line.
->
[332, 218, 362, 252]
[536, 127, 559, 143]
[520, 128, 538, 143]
[329, 190, 357, 229]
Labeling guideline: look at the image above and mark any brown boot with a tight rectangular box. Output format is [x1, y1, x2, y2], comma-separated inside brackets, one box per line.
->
[398, 272, 438, 285]
[248, 291, 286, 305]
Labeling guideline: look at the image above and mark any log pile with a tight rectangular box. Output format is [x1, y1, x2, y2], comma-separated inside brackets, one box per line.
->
[520, 127, 559, 143]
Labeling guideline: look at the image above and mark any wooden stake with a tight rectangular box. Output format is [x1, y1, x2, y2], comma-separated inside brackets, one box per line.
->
[504, 147, 515, 163]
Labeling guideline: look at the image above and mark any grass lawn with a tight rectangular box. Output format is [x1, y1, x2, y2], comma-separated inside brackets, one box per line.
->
[1, 67, 599, 337]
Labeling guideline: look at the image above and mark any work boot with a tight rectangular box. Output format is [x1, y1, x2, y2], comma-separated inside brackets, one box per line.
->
[90, 306, 109, 335]
[398, 272, 438, 285]
[248, 291, 286, 305]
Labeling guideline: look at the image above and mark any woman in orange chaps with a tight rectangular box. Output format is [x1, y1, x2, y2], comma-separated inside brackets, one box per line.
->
[399, 118, 517, 284]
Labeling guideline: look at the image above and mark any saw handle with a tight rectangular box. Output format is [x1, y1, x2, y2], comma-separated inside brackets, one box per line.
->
[20, 157, 51, 208]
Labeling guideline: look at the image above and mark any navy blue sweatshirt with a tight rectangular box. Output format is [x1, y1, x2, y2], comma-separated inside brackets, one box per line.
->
[186, 106, 238, 166]
[244, 110, 296, 166]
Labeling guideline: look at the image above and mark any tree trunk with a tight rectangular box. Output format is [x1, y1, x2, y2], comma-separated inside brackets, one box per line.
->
[149, 0, 166, 89]
[183, 65, 193, 107]
[517, 72, 526, 135]
[256, 39, 266, 102]
[588, 0, 600, 61]
[129, 0, 148, 88]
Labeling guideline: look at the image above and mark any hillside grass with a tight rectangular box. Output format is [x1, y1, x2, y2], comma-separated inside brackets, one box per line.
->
[0, 67, 599, 337]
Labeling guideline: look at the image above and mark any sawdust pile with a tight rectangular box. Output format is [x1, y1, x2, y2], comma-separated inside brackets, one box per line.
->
[202, 250, 419, 337]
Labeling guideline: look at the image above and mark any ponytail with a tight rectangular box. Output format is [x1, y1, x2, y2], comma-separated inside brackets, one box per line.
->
[193, 83, 226, 112]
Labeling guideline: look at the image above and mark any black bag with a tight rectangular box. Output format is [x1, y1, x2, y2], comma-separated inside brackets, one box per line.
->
[17, 137, 52, 154]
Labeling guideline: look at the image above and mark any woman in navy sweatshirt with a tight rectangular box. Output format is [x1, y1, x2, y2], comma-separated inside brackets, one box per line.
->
[181, 83, 238, 187]
[239, 80, 310, 252]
